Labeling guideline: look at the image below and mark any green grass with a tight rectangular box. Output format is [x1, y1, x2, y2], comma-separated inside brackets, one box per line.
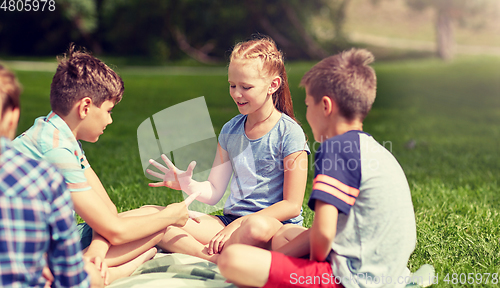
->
[12, 55, 500, 287]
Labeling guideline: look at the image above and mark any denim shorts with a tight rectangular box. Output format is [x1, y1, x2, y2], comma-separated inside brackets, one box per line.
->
[77, 222, 93, 250]
[215, 214, 241, 226]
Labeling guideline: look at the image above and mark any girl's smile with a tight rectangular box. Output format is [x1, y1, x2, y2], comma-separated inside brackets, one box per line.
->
[228, 58, 279, 121]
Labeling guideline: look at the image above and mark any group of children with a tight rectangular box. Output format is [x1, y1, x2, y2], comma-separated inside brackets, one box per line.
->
[0, 36, 417, 288]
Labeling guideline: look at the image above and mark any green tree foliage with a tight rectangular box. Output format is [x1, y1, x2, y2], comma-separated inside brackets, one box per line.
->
[0, 8, 74, 55]
[0, 0, 337, 61]
[58, 0, 101, 53]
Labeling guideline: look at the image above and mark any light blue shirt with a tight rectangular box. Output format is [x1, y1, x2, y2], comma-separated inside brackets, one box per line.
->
[219, 113, 310, 225]
[12, 111, 91, 192]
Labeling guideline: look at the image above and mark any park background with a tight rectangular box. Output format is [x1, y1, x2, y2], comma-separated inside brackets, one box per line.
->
[1, 0, 500, 286]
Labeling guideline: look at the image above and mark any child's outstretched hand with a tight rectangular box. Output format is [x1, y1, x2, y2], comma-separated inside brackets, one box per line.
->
[147, 154, 196, 192]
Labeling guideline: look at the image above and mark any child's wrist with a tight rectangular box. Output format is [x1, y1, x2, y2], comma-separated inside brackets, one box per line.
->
[84, 247, 107, 260]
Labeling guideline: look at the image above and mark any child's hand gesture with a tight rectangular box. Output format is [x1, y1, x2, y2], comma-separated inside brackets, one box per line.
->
[207, 221, 240, 255]
[83, 256, 107, 288]
[84, 256, 109, 286]
[147, 154, 196, 192]
[165, 190, 204, 226]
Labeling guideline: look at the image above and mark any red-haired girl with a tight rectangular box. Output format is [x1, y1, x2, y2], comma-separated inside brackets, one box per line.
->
[148, 36, 309, 263]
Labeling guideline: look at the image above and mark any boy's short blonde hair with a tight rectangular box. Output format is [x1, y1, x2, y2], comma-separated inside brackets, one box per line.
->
[300, 48, 377, 121]
[50, 44, 124, 116]
[0, 65, 22, 115]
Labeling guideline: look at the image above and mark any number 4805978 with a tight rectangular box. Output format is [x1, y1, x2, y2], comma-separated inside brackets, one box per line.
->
[1, 0, 56, 12]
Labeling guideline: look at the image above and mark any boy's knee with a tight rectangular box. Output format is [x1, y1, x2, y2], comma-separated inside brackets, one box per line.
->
[218, 244, 241, 274]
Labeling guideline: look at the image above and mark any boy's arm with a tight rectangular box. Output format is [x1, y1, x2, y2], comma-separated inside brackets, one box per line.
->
[43, 148, 117, 217]
[72, 189, 189, 246]
[80, 168, 120, 260]
[310, 199, 338, 262]
[84, 168, 118, 215]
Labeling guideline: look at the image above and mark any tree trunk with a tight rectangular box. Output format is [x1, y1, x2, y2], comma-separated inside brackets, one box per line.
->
[93, 0, 105, 55]
[59, 1, 102, 54]
[333, 0, 351, 41]
[281, 1, 328, 59]
[170, 27, 218, 64]
[436, 7, 454, 60]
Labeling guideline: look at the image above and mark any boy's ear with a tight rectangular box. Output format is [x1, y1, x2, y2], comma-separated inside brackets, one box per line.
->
[77, 97, 93, 119]
[0, 107, 20, 140]
[321, 96, 338, 116]
[268, 76, 281, 95]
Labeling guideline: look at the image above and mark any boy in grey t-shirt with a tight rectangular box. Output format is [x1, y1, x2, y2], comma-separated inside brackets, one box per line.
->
[218, 49, 418, 288]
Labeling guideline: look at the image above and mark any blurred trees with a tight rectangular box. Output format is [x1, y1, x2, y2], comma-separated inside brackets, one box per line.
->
[400, 0, 498, 60]
[0, 0, 348, 62]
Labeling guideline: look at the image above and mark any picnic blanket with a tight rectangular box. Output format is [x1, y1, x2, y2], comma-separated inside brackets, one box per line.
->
[108, 253, 237, 288]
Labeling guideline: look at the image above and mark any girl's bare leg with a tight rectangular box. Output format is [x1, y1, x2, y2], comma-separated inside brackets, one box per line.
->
[271, 224, 308, 251]
[106, 247, 157, 284]
[224, 215, 283, 250]
[102, 229, 165, 266]
[157, 214, 225, 263]
[98, 206, 167, 266]
[85, 205, 167, 284]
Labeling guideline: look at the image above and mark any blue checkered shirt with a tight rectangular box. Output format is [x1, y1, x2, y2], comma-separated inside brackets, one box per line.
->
[0, 137, 90, 287]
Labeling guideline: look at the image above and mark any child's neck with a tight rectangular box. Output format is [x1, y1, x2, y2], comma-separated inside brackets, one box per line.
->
[245, 106, 281, 140]
[336, 121, 363, 135]
[58, 112, 81, 140]
[327, 117, 363, 139]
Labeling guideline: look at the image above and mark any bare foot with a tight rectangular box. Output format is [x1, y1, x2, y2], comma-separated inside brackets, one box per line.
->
[106, 247, 157, 285]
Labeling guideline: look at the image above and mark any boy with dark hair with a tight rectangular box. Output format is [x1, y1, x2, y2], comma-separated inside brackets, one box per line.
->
[218, 49, 418, 288]
[0, 64, 103, 287]
[12, 46, 191, 284]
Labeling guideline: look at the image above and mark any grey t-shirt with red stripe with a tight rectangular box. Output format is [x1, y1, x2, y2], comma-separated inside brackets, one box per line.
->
[309, 130, 416, 288]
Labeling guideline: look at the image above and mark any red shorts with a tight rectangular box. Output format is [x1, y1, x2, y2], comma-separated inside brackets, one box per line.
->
[262, 251, 344, 288]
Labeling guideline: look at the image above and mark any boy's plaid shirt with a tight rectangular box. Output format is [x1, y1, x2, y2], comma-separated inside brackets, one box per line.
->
[0, 137, 89, 287]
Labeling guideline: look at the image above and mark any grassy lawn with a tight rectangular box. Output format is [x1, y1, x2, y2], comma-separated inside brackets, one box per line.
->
[12, 55, 500, 286]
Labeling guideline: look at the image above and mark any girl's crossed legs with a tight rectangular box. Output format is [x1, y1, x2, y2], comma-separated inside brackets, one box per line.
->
[152, 209, 283, 263]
